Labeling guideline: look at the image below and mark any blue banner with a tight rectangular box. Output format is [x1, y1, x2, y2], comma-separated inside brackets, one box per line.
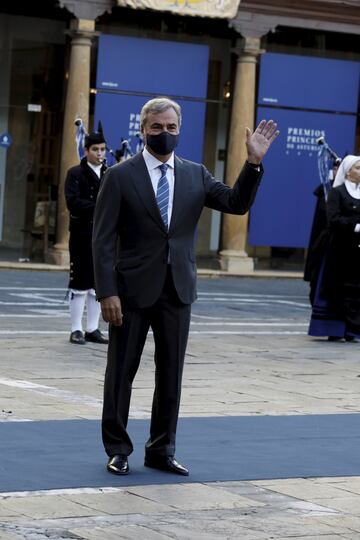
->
[258, 53, 359, 113]
[95, 93, 206, 164]
[249, 53, 359, 248]
[248, 107, 357, 248]
[96, 35, 209, 99]
[94, 35, 209, 164]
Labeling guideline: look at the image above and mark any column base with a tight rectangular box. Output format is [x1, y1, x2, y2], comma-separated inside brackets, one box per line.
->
[219, 249, 254, 274]
[46, 244, 69, 266]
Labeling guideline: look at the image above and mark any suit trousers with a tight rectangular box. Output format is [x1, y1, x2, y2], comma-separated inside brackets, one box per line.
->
[102, 266, 191, 458]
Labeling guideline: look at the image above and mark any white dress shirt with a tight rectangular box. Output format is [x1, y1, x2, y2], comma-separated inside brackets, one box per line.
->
[142, 147, 175, 227]
[87, 161, 103, 178]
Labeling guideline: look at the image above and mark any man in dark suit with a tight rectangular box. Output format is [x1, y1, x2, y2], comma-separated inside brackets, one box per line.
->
[93, 97, 279, 476]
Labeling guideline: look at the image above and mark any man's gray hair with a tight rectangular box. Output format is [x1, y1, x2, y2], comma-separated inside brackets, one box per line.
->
[140, 97, 182, 129]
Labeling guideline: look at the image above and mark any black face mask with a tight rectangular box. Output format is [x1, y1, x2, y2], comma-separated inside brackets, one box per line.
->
[146, 131, 179, 155]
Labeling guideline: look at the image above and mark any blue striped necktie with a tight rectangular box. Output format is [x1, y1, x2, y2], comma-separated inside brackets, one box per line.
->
[156, 164, 169, 228]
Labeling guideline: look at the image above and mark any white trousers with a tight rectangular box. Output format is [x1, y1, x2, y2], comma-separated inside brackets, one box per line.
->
[69, 288, 100, 333]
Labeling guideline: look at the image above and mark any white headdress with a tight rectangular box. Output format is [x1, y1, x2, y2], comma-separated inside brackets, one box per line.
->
[333, 155, 360, 187]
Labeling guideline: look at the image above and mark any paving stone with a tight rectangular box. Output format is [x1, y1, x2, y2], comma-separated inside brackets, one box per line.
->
[0, 502, 24, 519]
[316, 513, 360, 532]
[276, 536, 345, 540]
[70, 524, 174, 540]
[252, 480, 354, 502]
[310, 496, 360, 514]
[128, 483, 266, 511]
[318, 478, 360, 496]
[64, 491, 173, 515]
[0, 496, 103, 519]
[0, 531, 23, 540]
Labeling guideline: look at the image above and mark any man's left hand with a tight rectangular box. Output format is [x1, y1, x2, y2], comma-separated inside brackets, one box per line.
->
[245, 119, 279, 165]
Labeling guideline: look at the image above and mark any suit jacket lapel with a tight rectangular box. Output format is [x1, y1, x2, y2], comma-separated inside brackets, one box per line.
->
[169, 156, 188, 233]
[130, 153, 165, 230]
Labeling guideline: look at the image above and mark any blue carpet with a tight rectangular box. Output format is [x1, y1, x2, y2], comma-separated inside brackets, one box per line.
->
[1, 414, 360, 492]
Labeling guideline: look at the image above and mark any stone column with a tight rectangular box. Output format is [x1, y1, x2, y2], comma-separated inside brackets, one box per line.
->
[0, 16, 12, 243]
[47, 19, 96, 265]
[219, 36, 263, 273]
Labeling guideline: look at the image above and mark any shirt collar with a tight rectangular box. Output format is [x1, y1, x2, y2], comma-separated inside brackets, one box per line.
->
[143, 147, 174, 171]
[87, 161, 102, 173]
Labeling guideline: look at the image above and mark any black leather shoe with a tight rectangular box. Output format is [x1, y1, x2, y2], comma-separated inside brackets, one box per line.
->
[69, 330, 85, 344]
[107, 455, 129, 475]
[345, 334, 357, 342]
[328, 336, 342, 342]
[85, 329, 108, 344]
[144, 455, 189, 476]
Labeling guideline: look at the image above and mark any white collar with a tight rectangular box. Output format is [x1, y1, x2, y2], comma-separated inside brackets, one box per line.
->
[345, 179, 360, 199]
[142, 147, 174, 171]
[87, 161, 102, 172]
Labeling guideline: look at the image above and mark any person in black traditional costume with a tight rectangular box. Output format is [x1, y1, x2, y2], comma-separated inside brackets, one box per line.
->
[308, 155, 360, 341]
[65, 127, 109, 345]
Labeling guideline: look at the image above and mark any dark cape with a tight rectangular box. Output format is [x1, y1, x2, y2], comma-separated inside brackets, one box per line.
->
[65, 157, 107, 290]
[304, 184, 330, 305]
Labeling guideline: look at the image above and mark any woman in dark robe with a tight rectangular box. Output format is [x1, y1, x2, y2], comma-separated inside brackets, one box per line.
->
[308, 155, 360, 341]
[304, 183, 333, 306]
[304, 158, 341, 305]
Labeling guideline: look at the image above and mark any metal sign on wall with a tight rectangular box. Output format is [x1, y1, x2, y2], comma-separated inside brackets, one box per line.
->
[115, 0, 241, 18]
[0, 133, 12, 149]
[94, 35, 209, 165]
[249, 53, 360, 249]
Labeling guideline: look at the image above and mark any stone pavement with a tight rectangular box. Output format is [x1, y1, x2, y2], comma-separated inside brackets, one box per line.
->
[0, 257, 303, 279]
[1, 276, 360, 538]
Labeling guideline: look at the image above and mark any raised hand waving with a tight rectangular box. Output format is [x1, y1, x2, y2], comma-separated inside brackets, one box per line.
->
[245, 119, 279, 164]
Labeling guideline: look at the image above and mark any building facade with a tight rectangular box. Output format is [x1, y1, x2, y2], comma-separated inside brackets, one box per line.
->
[0, 0, 359, 270]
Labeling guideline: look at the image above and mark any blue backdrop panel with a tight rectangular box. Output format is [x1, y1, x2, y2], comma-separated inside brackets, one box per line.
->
[96, 35, 209, 99]
[95, 93, 206, 163]
[258, 53, 360, 113]
[248, 107, 357, 248]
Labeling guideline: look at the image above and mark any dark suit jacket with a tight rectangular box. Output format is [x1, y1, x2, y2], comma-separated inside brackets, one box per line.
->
[93, 153, 263, 308]
[65, 157, 107, 236]
[65, 158, 107, 290]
